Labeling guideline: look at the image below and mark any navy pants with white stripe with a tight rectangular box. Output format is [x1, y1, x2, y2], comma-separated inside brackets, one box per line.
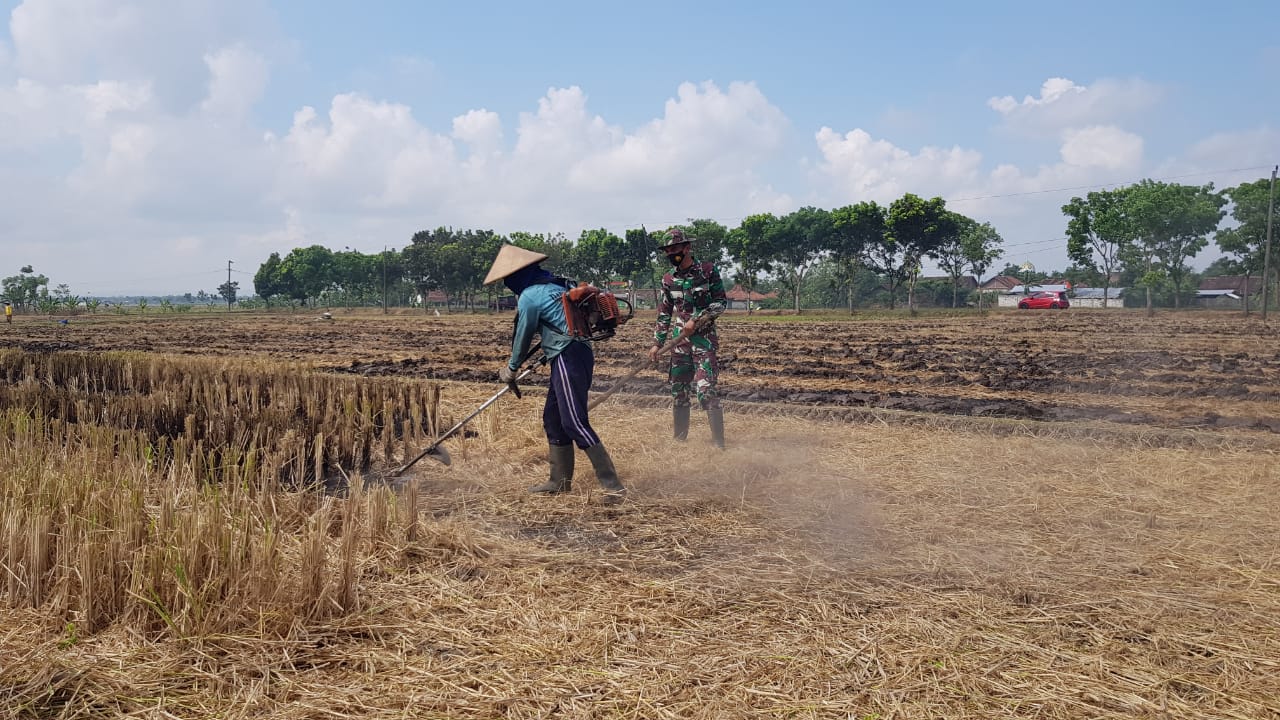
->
[544, 340, 601, 449]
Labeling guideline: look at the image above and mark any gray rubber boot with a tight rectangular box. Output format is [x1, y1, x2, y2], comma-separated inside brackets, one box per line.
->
[529, 443, 574, 494]
[708, 406, 725, 450]
[673, 404, 690, 441]
[584, 444, 625, 505]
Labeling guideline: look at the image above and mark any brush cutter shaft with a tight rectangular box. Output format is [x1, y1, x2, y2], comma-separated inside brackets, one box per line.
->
[588, 332, 687, 411]
[392, 347, 547, 476]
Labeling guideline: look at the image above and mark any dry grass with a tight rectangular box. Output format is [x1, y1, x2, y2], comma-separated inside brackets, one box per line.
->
[2, 350, 1279, 718]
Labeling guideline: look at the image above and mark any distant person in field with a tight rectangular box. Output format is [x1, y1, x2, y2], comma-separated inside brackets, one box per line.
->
[648, 228, 728, 449]
[4, 302, 11, 324]
[483, 244, 626, 505]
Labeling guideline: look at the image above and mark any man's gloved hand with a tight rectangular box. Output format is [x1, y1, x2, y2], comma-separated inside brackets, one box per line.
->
[499, 365, 517, 384]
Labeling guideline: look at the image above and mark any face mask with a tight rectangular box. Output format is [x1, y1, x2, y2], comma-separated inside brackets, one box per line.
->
[666, 252, 685, 266]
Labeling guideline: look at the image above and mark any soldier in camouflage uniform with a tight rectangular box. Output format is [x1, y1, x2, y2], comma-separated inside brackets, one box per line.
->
[647, 229, 728, 449]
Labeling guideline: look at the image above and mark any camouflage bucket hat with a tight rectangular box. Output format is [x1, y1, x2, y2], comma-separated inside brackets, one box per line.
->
[657, 228, 693, 250]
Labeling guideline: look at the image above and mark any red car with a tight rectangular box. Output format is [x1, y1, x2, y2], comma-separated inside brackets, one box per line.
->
[1017, 291, 1069, 309]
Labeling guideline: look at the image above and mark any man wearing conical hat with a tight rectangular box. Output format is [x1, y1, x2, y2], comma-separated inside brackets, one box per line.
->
[647, 228, 728, 449]
[483, 244, 626, 505]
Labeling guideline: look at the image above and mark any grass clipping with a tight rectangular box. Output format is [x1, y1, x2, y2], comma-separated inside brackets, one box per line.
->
[2, 352, 1280, 718]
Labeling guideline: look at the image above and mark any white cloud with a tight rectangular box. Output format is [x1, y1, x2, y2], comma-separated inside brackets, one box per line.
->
[0, 8, 1262, 293]
[570, 81, 787, 194]
[270, 94, 458, 210]
[0, 78, 152, 148]
[988, 77, 1162, 136]
[988, 77, 1084, 114]
[452, 109, 503, 161]
[8, 0, 276, 111]
[200, 45, 268, 122]
[1059, 126, 1144, 170]
[1180, 126, 1280, 171]
[810, 122, 1148, 270]
[813, 127, 983, 203]
[262, 81, 790, 232]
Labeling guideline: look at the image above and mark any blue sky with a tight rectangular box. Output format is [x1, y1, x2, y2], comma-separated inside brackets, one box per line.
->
[1, 0, 1277, 294]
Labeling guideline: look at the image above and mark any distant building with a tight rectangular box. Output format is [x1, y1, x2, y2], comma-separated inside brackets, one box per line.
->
[1198, 276, 1262, 295]
[412, 290, 450, 307]
[724, 284, 778, 310]
[1195, 276, 1264, 309]
[919, 275, 978, 290]
[1070, 287, 1128, 308]
[979, 275, 1021, 292]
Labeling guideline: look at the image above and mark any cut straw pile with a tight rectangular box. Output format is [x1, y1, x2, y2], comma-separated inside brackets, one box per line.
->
[2, 350, 1278, 719]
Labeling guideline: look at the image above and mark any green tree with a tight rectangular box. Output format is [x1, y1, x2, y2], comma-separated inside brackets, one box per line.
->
[218, 280, 239, 309]
[575, 228, 627, 285]
[507, 231, 582, 280]
[769, 207, 835, 314]
[279, 245, 336, 305]
[403, 228, 451, 309]
[620, 227, 659, 308]
[460, 229, 505, 310]
[2, 265, 50, 311]
[726, 214, 778, 316]
[830, 202, 887, 314]
[332, 249, 378, 307]
[928, 211, 976, 308]
[376, 247, 405, 311]
[886, 194, 953, 312]
[960, 219, 1004, 312]
[253, 252, 285, 307]
[1217, 177, 1277, 312]
[1063, 187, 1134, 308]
[1123, 180, 1226, 313]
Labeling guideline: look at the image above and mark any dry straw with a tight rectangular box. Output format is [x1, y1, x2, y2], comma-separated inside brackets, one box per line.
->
[1, 345, 1278, 719]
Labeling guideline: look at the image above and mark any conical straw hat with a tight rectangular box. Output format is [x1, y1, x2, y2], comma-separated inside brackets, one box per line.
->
[483, 244, 549, 285]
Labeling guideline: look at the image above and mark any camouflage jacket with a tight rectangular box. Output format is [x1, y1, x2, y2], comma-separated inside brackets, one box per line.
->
[654, 260, 727, 345]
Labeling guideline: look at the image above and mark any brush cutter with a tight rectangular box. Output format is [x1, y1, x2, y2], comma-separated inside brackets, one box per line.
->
[391, 344, 547, 476]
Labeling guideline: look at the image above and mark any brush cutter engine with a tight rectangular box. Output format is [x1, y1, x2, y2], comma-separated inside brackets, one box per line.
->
[562, 284, 634, 341]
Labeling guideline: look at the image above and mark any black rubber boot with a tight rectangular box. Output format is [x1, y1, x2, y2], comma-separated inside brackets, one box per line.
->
[708, 406, 725, 450]
[529, 443, 574, 494]
[584, 444, 625, 505]
[673, 404, 690, 441]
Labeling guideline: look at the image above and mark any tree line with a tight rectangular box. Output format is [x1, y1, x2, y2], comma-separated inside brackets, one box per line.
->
[4, 176, 1270, 315]
[250, 193, 1008, 314]
[1063, 177, 1276, 313]
[247, 176, 1274, 314]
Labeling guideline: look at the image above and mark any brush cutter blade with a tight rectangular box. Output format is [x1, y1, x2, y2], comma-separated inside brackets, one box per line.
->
[425, 444, 451, 466]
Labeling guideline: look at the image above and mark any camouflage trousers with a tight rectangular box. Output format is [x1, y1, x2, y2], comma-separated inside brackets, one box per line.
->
[668, 333, 720, 410]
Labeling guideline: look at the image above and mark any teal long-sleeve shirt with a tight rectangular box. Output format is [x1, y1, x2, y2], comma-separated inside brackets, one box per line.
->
[508, 282, 589, 370]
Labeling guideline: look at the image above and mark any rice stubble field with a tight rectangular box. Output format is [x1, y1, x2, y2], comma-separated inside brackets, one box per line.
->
[1, 309, 1278, 718]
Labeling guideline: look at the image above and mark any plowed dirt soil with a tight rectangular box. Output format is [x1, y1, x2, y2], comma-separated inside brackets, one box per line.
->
[4, 308, 1279, 434]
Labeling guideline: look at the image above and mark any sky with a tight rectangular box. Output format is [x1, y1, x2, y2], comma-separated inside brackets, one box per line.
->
[1, 0, 1278, 295]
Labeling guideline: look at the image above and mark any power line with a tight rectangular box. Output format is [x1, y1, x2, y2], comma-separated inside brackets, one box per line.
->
[610, 164, 1276, 230]
[945, 165, 1274, 203]
[1001, 236, 1066, 250]
[59, 268, 227, 290]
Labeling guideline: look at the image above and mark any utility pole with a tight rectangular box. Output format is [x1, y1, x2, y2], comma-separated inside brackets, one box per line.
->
[382, 246, 389, 315]
[1262, 166, 1277, 320]
[227, 260, 233, 312]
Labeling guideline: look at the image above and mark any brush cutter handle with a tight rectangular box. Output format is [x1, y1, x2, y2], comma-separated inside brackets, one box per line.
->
[505, 341, 547, 399]
[588, 333, 687, 411]
[588, 314, 715, 411]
